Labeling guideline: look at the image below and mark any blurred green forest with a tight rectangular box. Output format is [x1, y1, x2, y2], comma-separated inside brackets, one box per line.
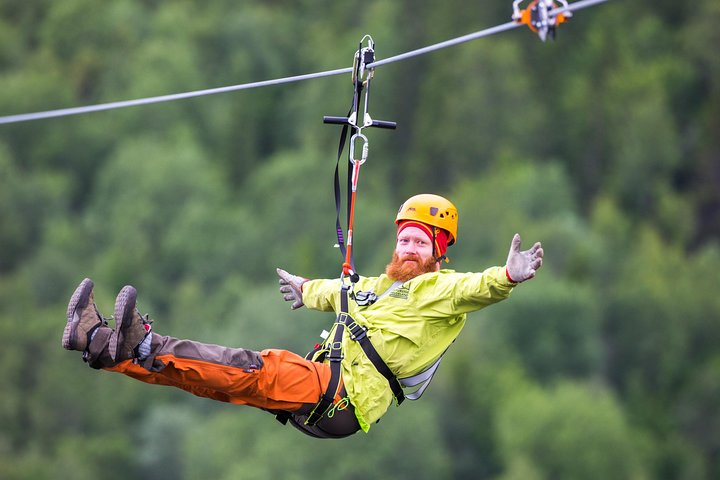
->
[1, 0, 719, 478]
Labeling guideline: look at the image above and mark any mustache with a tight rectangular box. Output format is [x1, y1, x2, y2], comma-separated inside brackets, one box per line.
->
[385, 251, 437, 282]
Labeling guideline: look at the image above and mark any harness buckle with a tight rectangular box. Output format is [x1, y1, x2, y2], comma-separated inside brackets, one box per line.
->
[353, 290, 378, 306]
[347, 322, 367, 341]
[336, 313, 352, 325]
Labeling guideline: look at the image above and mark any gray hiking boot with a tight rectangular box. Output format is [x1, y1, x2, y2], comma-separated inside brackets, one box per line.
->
[63, 278, 107, 351]
[109, 285, 152, 362]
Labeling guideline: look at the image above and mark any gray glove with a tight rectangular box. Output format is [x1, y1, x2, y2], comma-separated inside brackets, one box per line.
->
[276, 268, 308, 310]
[505, 233, 544, 283]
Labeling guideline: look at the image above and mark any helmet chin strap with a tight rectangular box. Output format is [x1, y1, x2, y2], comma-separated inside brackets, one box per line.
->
[431, 226, 449, 264]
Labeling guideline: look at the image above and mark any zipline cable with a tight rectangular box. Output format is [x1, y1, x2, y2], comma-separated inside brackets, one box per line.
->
[0, 0, 608, 126]
[0, 67, 353, 125]
[370, 0, 608, 67]
[368, 22, 520, 69]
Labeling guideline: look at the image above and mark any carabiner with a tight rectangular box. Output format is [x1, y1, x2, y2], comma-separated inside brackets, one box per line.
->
[349, 133, 369, 166]
[341, 265, 359, 285]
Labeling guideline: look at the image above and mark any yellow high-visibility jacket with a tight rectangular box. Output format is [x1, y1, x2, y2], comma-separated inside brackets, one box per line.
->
[302, 266, 515, 432]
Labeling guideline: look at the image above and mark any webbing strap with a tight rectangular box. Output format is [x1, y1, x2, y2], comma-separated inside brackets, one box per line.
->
[339, 314, 405, 405]
[333, 71, 365, 272]
[333, 110, 352, 266]
[304, 286, 350, 426]
[337, 284, 404, 404]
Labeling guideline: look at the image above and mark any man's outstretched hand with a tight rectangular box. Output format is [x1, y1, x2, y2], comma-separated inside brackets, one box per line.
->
[276, 268, 308, 310]
[505, 234, 544, 283]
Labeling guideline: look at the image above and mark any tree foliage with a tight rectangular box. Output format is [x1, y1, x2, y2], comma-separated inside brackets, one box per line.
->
[1, 1, 718, 479]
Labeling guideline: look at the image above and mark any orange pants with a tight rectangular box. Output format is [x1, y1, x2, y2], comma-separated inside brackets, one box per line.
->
[97, 331, 332, 412]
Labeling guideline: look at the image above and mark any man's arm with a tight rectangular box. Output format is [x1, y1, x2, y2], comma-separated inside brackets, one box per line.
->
[439, 234, 543, 312]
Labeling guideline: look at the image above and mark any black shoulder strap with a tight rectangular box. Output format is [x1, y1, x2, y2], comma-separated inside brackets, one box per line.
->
[304, 285, 351, 426]
[341, 315, 405, 405]
[333, 106, 354, 270]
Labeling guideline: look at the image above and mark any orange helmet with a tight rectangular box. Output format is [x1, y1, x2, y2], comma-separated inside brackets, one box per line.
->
[395, 194, 458, 245]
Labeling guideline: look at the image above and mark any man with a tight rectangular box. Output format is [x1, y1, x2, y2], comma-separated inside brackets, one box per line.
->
[63, 194, 543, 438]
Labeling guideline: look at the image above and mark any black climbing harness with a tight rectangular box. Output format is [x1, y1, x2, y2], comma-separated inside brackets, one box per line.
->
[303, 283, 406, 427]
[277, 277, 451, 433]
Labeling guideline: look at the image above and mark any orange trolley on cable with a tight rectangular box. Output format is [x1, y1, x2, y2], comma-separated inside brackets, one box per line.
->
[512, 0, 573, 41]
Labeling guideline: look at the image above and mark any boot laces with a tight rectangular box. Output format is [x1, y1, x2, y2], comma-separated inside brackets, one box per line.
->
[138, 310, 153, 332]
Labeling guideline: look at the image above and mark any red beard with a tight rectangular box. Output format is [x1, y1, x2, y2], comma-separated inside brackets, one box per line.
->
[385, 252, 438, 283]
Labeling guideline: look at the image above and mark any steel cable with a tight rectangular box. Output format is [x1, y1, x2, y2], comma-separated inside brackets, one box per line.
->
[0, 0, 608, 125]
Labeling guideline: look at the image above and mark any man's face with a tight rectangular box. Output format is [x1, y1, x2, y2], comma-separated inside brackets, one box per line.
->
[385, 226, 439, 282]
